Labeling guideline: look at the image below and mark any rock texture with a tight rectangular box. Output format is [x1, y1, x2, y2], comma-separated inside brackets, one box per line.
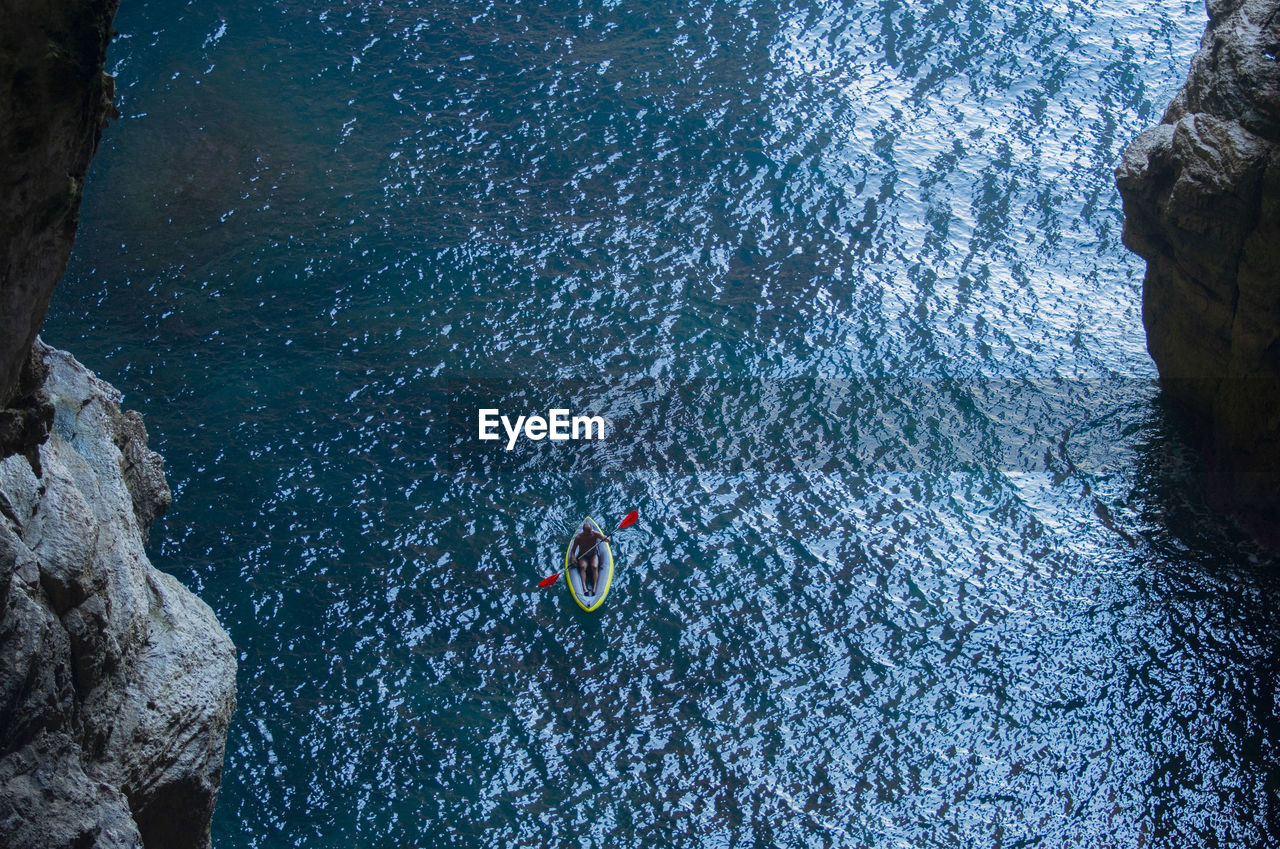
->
[0, 342, 237, 849]
[0, 0, 119, 456]
[1, 1, 238, 843]
[1117, 0, 1280, 540]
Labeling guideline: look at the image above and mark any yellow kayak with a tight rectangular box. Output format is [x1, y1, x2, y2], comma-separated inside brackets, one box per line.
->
[564, 517, 614, 612]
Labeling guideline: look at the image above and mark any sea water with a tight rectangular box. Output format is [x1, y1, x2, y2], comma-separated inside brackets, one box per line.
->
[50, 0, 1280, 846]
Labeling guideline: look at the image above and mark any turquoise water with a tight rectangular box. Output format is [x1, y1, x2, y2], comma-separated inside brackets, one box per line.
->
[50, 0, 1280, 845]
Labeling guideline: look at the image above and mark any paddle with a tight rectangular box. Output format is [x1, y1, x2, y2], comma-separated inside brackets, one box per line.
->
[538, 510, 638, 588]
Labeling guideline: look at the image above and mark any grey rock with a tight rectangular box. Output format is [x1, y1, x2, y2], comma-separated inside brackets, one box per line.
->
[0, 1, 236, 844]
[0, 731, 143, 849]
[0, 0, 120, 416]
[1117, 0, 1280, 541]
[0, 345, 236, 849]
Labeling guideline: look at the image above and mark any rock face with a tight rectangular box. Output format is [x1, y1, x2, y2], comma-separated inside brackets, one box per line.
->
[1117, 0, 1280, 539]
[0, 0, 119, 455]
[0, 342, 237, 849]
[0, 4, 237, 844]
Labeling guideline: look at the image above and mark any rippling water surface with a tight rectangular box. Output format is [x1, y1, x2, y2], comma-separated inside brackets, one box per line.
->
[49, 0, 1280, 845]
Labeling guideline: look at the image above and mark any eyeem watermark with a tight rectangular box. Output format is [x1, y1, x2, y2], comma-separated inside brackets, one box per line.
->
[477, 408, 606, 450]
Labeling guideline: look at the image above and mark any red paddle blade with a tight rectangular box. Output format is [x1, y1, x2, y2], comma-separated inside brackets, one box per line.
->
[617, 510, 639, 529]
[537, 573, 560, 588]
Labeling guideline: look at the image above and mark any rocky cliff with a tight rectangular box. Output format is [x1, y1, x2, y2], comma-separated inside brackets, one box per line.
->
[0, 0, 119, 458]
[0, 2, 238, 847]
[1, 344, 237, 849]
[1117, 0, 1280, 541]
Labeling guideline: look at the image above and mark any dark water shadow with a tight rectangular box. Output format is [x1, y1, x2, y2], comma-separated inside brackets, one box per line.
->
[1123, 392, 1280, 843]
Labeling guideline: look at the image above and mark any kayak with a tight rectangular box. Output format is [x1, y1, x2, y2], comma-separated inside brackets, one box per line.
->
[564, 516, 613, 612]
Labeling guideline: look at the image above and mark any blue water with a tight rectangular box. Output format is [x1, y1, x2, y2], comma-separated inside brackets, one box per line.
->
[50, 0, 1280, 846]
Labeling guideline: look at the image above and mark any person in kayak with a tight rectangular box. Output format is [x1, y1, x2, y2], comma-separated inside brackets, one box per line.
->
[570, 521, 609, 595]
